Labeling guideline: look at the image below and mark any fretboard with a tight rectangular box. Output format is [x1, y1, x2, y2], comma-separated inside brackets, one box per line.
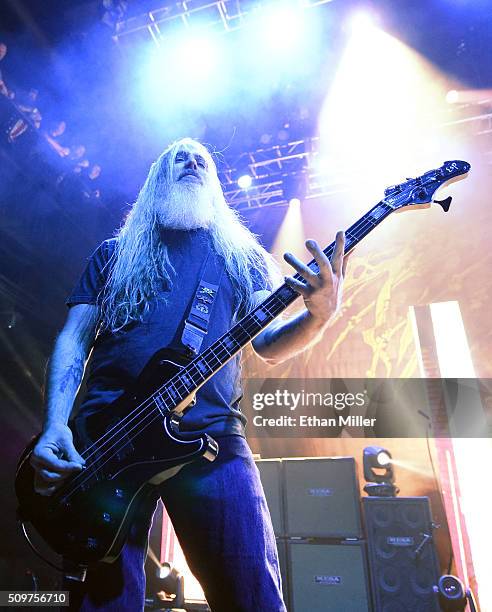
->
[149, 199, 395, 414]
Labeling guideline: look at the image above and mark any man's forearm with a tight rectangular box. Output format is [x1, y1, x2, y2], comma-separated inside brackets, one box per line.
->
[43, 332, 87, 429]
[253, 309, 330, 364]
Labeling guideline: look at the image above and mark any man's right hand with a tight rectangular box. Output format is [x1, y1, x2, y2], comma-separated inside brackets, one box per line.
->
[30, 423, 86, 496]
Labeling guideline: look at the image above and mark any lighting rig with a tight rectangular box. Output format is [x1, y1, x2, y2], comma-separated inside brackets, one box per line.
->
[111, 0, 335, 44]
[104, 0, 492, 212]
[217, 136, 356, 210]
[216, 101, 492, 211]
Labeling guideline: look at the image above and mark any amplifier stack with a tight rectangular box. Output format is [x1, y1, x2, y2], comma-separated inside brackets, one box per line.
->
[256, 457, 441, 612]
[256, 457, 370, 612]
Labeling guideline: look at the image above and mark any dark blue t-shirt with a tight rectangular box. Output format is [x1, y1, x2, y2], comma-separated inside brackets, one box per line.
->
[67, 229, 268, 438]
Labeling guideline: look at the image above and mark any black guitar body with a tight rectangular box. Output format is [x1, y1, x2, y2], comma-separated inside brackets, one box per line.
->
[15, 348, 218, 568]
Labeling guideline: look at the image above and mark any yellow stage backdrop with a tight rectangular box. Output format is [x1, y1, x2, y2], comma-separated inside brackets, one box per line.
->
[240, 128, 491, 600]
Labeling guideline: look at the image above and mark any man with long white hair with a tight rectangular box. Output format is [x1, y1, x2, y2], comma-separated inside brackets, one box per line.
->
[30, 138, 348, 611]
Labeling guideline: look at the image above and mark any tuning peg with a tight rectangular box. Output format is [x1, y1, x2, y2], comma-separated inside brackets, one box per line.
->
[433, 196, 452, 212]
[384, 185, 401, 196]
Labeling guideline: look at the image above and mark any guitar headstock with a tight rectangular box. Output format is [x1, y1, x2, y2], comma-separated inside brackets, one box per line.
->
[383, 160, 471, 213]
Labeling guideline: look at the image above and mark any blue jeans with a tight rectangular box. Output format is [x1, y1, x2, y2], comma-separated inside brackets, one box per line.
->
[67, 435, 286, 612]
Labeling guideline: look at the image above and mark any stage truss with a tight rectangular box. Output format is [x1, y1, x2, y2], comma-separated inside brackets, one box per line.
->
[108, 1, 492, 211]
[217, 102, 492, 211]
[113, 0, 335, 44]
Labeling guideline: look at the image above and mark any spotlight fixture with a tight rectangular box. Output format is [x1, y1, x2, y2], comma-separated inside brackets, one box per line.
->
[434, 575, 477, 612]
[446, 90, 459, 104]
[375, 450, 391, 466]
[363, 446, 399, 497]
[238, 174, 252, 189]
[349, 11, 377, 35]
[156, 562, 185, 607]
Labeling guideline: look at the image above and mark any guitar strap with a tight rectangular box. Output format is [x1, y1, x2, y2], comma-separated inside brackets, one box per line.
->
[180, 251, 225, 355]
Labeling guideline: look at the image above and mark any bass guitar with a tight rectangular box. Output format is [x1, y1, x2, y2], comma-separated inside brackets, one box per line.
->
[15, 160, 470, 574]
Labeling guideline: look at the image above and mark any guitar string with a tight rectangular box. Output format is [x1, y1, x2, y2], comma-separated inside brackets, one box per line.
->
[58, 204, 397, 498]
[73, 200, 394, 460]
[54, 171, 463, 497]
[70, 231, 338, 468]
[63, 208, 388, 460]
[72, 182, 454, 500]
[59, 280, 297, 489]
[70, 257, 307, 462]
[59, 206, 391, 499]
[75, 279, 292, 461]
[59, 298, 287, 499]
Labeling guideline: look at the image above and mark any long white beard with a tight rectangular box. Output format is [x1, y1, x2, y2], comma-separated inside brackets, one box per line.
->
[157, 179, 215, 230]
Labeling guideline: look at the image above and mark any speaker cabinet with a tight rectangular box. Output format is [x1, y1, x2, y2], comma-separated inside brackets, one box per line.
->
[275, 539, 289, 611]
[284, 457, 362, 538]
[256, 459, 284, 536]
[363, 497, 441, 612]
[287, 541, 371, 612]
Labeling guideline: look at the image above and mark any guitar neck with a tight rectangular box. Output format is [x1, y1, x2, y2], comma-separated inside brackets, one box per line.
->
[152, 199, 394, 411]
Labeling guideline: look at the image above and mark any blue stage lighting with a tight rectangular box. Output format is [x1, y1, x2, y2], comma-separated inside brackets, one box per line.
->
[238, 174, 252, 189]
[142, 32, 225, 112]
[258, 4, 306, 52]
[238, 2, 322, 90]
[171, 34, 220, 82]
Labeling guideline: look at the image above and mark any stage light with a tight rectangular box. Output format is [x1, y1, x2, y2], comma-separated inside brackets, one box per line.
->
[156, 562, 184, 607]
[435, 575, 466, 611]
[257, 4, 305, 52]
[349, 11, 376, 36]
[445, 88, 492, 105]
[165, 33, 223, 102]
[157, 562, 171, 580]
[376, 450, 391, 466]
[142, 32, 225, 112]
[363, 446, 399, 497]
[241, 0, 321, 78]
[238, 174, 252, 189]
[271, 182, 307, 276]
[434, 575, 478, 612]
[174, 35, 219, 78]
[446, 89, 459, 104]
[318, 13, 455, 199]
[363, 446, 393, 480]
